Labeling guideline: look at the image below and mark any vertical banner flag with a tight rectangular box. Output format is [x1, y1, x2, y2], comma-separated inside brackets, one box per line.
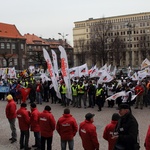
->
[43, 48, 61, 99]
[51, 49, 59, 77]
[58, 46, 72, 100]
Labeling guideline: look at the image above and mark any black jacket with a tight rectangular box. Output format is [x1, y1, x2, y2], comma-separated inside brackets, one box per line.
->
[114, 112, 140, 150]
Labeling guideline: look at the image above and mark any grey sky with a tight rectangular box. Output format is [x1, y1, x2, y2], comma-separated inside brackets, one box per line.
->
[1, 0, 150, 46]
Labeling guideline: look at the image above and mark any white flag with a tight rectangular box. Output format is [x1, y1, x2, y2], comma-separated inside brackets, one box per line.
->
[98, 70, 114, 84]
[78, 63, 88, 77]
[43, 48, 61, 99]
[58, 46, 72, 100]
[100, 63, 107, 71]
[8, 67, 16, 79]
[89, 65, 98, 78]
[141, 58, 150, 70]
[130, 72, 138, 81]
[51, 49, 59, 77]
[69, 67, 79, 79]
[106, 91, 126, 101]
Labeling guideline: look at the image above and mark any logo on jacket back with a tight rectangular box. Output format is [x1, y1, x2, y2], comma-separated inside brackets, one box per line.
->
[81, 129, 86, 133]
[40, 117, 47, 121]
[62, 123, 70, 127]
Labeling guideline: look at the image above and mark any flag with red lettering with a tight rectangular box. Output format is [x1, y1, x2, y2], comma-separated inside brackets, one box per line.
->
[51, 49, 59, 77]
[58, 46, 72, 100]
[43, 48, 61, 99]
[69, 67, 79, 79]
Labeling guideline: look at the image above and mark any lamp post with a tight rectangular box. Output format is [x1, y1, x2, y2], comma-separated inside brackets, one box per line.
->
[126, 22, 134, 67]
[58, 33, 69, 48]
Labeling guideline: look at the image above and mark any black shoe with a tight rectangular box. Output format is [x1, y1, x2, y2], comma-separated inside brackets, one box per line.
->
[32, 145, 37, 148]
[11, 139, 17, 143]
[20, 146, 24, 150]
[25, 147, 31, 150]
[9, 138, 13, 141]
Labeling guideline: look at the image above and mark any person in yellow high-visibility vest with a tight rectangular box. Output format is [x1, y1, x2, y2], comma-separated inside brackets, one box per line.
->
[60, 82, 67, 107]
[77, 82, 86, 108]
[71, 81, 78, 107]
[96, 84, 104, 111]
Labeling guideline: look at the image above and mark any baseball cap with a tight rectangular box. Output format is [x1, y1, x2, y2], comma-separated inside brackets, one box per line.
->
[85, 113, 95, 121]
[118, 104, 130, 110]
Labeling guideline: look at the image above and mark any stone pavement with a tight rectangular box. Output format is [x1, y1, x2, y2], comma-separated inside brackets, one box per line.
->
[0, 100, 149, 150]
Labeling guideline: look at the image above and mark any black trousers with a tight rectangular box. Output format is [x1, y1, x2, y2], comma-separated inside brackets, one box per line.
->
[41, 136, 53, 150]
[20, 130, 29, 149]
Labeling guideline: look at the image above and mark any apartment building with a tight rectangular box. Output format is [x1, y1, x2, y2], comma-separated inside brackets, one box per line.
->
[0, 22, 26, 70]
[73, 12, 150, 68]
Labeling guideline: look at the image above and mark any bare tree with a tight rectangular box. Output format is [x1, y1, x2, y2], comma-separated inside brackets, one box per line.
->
[0, 52, 14, 67]
[89, 18, 112, 65]
[74, 38, 87, 65]
[110, 35, 126, 66]
[138, 34, 150, 60]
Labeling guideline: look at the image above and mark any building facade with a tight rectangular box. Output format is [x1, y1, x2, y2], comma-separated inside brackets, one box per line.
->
[0, 22, 26, 70]
[73, 12, 150, 68]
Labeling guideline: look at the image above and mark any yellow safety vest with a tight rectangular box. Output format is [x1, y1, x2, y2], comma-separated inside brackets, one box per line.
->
[96, 88, 103, 97]
[61, 85, 67, 94]
[72, 86, 78, 96]
[78, 85, 84, 94]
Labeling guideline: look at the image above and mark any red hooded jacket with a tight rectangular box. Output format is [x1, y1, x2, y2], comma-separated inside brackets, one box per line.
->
[145, 125, 150, 150]
[79, 120, 99, 150]
[5, 100, 17, 119]
[103, 120, 118, 150]
[39, 110, 56, 137]
[30, 108, 40, 132]
[56, 114, 78, 140]
[17, 107, 30, 130]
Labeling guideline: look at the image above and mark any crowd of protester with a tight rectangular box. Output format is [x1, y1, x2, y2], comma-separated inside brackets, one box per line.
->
[3, 72, 150, 150]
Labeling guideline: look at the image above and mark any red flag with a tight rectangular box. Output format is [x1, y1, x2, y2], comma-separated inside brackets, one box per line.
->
[20, 88, 31, 103]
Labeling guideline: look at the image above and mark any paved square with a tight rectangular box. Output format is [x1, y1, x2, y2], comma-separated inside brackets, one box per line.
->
[0, 100, 148, 150]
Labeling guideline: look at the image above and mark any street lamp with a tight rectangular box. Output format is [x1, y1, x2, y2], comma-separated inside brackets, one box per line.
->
[58, 33, 69, 48]
[125, 22, 135, 67]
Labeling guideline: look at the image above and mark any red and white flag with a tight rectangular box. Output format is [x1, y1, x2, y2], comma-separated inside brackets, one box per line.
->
[58, 46, 72, 100]
[43, 48, 61, 99]
[98, 70, 114, 83]
[78, 63, 88, 77]
[69, 67, 79, 79]
[106, 91, 126, 101]
[51, 49, 59, 77]
[141, 58, 150, 70]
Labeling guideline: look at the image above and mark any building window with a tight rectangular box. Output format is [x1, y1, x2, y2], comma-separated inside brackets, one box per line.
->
[21, 44, 24, 50]
[12, 44, 16, 49]
[14, 58, 17, 66]
[22, 59, 25, 65]
[6, 43, 10, 49]
[9, 58, 12, 66]
[3, 59, 6, 66]
[0, 43, 5, 49]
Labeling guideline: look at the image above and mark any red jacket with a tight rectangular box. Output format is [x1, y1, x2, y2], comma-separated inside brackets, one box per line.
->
[5, 100, 17, 119]
[30, 108, 40, 132]
[134, 85, 144, 95]
[39, 110, 56, 137]
[17, 107, 30, 130]
[79, 120, 99, 150]
[56, 114, 78, 140]
[103, 120, 118, 150]
[145, 125, 150, 150]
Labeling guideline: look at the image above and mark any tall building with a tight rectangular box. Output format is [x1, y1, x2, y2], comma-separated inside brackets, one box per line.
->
[0, 22, 26, 70]
[73, 12, 150, 68]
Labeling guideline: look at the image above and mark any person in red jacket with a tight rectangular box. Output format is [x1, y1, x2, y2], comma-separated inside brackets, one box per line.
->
[103, 113, 120, 150]
[17, 103, 31, 150]
[5, 94, 17, 143]
[79, 113, 99, 150]
[145, 125, 150, 150]
[39, 105, 56, 150]
[56, 108, 78, 150]
[134, 81, 145, 109]
[30, 103, 41, 150]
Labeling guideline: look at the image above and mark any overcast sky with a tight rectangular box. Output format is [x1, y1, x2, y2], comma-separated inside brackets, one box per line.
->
[1, 0, 150, 46]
